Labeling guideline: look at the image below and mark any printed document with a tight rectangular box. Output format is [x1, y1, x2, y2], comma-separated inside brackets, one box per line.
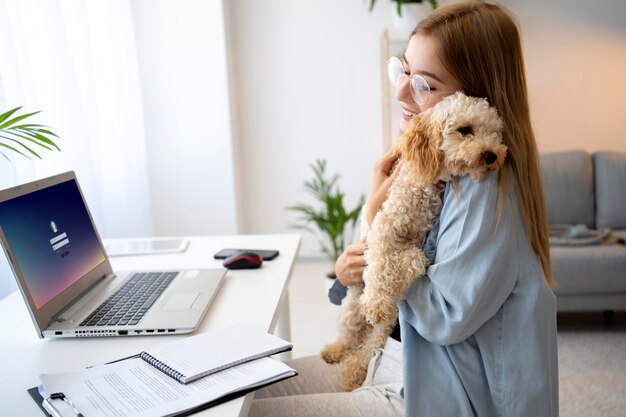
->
[39, 356, 295, 417]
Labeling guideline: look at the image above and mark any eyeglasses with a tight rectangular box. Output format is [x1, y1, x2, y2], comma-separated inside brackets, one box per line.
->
[387, 56, 455, 106]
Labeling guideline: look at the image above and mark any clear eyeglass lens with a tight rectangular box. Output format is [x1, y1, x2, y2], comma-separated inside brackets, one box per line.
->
[387, 56, 431, 105]
[410, 75, 430, 105]
[387, 57, 404, 85]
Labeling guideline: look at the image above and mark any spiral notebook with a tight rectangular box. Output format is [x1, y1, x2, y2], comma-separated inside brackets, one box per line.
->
[134, 323, 292, 384]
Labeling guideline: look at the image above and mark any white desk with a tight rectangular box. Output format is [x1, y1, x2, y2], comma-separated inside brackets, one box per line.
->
[0, 234, 300, 417]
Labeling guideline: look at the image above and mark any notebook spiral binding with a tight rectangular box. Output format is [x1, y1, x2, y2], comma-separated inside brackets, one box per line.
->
[140, 351, 185, 383]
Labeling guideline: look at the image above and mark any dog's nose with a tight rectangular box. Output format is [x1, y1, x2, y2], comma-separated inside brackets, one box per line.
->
[482, 151, 497, 165]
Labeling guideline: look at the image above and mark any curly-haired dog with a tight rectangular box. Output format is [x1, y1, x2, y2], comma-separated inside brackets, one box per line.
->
[320, 92, 507, 392]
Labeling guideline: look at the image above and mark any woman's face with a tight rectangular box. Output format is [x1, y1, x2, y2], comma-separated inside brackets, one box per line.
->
[395, 34, 463, 131]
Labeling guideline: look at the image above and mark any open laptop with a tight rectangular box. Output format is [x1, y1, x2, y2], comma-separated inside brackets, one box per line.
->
[0, 171, 226, 338]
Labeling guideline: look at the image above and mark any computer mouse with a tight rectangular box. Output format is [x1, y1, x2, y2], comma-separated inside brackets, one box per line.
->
[222, 251, 263, 269]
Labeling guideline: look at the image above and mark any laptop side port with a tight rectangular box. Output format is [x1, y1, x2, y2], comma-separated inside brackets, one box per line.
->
[118, 330, 128, 335]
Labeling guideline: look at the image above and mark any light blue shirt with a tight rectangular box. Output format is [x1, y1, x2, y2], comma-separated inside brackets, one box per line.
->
[398, 171, 559, 417]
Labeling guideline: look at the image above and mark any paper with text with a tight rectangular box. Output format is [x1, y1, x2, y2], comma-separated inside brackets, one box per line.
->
[40, 357, 296, 417]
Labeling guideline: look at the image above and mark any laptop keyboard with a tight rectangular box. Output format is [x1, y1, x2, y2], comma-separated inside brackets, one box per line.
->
[80, 272, 178, 327]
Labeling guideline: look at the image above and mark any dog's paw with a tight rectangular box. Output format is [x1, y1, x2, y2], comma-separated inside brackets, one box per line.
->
[338, 351, 370, 391]
[320, 341, 347, 364]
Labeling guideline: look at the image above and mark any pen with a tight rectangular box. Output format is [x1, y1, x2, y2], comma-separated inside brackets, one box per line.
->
[85, 353, 140, 369]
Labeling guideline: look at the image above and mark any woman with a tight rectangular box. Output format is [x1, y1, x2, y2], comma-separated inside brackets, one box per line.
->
[249, 2, 558, 416]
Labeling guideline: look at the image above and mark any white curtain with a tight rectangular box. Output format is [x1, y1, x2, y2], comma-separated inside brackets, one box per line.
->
[0, 0, 153, 298]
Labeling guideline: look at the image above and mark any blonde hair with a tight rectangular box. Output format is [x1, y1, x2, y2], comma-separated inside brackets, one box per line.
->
[414, 1, 554, 287]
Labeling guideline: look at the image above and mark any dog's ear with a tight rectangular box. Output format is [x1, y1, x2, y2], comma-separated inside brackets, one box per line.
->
[398, 114, 443, 185]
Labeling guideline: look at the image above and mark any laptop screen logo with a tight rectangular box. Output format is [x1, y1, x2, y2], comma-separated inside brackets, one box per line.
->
[49, 224, 71, 258]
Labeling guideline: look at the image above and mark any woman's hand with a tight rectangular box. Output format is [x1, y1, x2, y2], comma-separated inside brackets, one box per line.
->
[364, 148, 401, 226]
[335, 239, 367, 286]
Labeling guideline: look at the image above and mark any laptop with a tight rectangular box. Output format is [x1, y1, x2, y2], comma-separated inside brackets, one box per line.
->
[0, 171, 226, 338]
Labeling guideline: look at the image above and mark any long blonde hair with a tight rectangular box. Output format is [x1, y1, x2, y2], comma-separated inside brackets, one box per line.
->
[414, 1, 554, 287]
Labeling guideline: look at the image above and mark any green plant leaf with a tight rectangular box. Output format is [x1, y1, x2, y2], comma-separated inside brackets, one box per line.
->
[0, 107, 22, 125]
[369, 0, 438, 16]
[1, 130, 53, 151]
[0, 107, 61, 160]
[0, 110, 41, 130]
[10, 127, 60, 150]
[0, 135, 41, 158]
[30, 128, 60, 138]
[0, 142, 30, 159]
[14, 124, 60, 138]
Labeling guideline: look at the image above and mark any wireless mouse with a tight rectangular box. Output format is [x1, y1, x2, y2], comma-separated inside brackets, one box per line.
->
[222, 251, 263, 270]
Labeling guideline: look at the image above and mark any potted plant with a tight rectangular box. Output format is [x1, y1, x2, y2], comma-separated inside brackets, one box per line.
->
[369, 0, 438, 17]
[0, 107, 60, 160]
[370, 0, 439, 40]
[287, 159, 365, 279]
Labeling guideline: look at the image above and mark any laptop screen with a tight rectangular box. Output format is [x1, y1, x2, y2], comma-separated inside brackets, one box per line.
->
[0, 178, 106, 309]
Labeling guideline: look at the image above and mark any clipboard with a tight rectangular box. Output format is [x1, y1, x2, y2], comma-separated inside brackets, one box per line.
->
[27, 387, 52, 416]
[28, 372, 297, 417]
[29, 388, 83, 417]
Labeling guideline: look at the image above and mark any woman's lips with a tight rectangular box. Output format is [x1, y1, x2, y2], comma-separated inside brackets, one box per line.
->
[401, 107, 416, 121]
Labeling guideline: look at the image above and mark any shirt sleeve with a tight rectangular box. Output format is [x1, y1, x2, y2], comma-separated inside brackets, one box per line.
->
[398, 172, 519, 346]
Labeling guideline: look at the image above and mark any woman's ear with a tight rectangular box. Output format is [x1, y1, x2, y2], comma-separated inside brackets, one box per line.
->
[398, 114, 443, 185]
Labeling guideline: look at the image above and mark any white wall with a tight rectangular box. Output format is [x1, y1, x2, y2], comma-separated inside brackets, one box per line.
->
[226, 0, 626, 261]
[226, 0, 390, 260]
[131, 0, 237, 236]
[499, 0, 626, 153]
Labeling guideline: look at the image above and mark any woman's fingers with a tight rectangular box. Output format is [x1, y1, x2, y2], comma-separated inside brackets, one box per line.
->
[335, 243, 367, 286]
[376, 147, 401, 175]
[347, 242, 367, 256]
[365, 149, 402, 226]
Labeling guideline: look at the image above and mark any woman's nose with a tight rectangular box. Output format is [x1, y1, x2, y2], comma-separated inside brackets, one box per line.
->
[395, 75, 413, 103]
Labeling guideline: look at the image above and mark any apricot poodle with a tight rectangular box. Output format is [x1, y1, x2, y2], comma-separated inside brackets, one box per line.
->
[321, 92, 507, 391]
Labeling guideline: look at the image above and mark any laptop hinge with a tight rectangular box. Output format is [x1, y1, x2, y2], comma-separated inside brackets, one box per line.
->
[49, 274, 115, 324]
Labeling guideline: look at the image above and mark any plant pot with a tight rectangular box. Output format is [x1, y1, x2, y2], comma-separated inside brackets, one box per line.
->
[389, 2, 433, 41]
[324, 270, 337, 291]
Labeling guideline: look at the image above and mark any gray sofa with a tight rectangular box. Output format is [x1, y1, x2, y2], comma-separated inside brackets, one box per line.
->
[540, 150, 626, 312]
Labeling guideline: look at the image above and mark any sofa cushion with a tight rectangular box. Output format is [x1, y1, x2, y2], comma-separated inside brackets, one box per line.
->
[540, 150, 595, 227]
[551, 244, 626, 295]
[594, 152, 626, 229]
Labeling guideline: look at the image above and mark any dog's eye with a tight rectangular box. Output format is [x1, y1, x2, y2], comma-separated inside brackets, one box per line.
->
[458, 126, 473, 136]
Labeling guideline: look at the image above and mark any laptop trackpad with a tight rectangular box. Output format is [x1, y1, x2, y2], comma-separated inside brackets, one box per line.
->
[163, 292, 201, 310]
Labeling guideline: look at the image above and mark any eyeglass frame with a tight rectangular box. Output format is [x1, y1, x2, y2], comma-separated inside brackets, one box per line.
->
[387, 56, 457, 106]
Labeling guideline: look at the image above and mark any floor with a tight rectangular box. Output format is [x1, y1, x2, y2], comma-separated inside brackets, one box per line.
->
[288, 259, 341, 359]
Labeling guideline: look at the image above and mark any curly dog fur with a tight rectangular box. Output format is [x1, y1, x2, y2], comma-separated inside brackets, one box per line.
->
[320, 92, 507, 391]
